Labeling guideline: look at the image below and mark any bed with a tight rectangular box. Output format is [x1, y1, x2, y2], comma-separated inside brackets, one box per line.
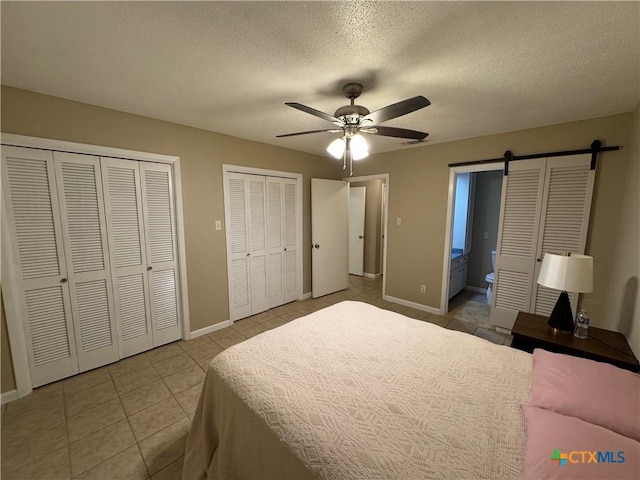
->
[183, 301, 533, 479]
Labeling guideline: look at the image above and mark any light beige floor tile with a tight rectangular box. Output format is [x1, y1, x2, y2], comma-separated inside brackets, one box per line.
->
[138, 418, 190, 475]
[73, 445, 148, 480]
[61, 367, 111, 397]
[445, 319, 477, 335]
[251, 310, 280, 324]
[177, 335, 214, 355]
[128, 397, 187, 442]
[175, 384, 202, 420]
[278, 311, 304, 322]
[181, 341, 223, 364]
[402, 307, 430, 320]
[113, 364, 161, 394]
[206, 326, 239, 342]
[241, 323, 267, 339]
[64, 380, 117, 418]
[120, 380, 172, 416]
[1, 396, 65, 442]
[108, 354, 152, 378]
[503, 335, 514, 346]
[231, 318, 260, 333]
[151, 456, 183, 480]
[197, 354, 220, 371]
[260, 316, 288, 330]
[423, 314, 450, 327]
[474, 327, 507, 345]
[67, 397, 125, 443]
[145, 343, 182, 364]
[153, 352, 196, 378]
[2, 446, 70, 480]
[214, 334, 246, 350]
[382, 302, 408, 314]
[69, 418, 135, 477]
[162, 364, 205, 395]
[5, 383, 63, 417]
[1, 421, 67, 474]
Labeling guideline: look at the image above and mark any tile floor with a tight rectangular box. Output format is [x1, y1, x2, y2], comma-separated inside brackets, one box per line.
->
[0, 275, 511, 479]
[447, 289, 492, 329]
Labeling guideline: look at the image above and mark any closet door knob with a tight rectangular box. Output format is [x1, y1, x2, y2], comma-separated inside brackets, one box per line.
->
[536, 258, 542, 263]
[147, 266, 152, 271]
[60, 278, 68, 283]
[284, 248, 287, 251]
[358, 235, 364, 239]
[313, 244, 320, 249]
[247, 253, 250, 257]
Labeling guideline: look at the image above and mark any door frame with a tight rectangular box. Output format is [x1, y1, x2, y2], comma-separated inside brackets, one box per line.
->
[440, 162, 503, 315]
[222, 164, 303, 321]
[1, 133, 190, 399]
[343, 173, 389, 298]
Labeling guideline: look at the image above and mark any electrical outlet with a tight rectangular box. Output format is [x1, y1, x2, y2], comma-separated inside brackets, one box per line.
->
[483, 231, 489, 239]
[396, 217, 402, 226]
[215, 220, 222, 231]
[420, 284, 426, 293]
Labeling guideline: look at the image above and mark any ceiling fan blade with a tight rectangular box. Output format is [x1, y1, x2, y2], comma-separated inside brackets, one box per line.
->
[361, 96, 431, 125]
[367, 126, 429, 140]
[285, 102, 343, 125]
[276, 129, 341, 138]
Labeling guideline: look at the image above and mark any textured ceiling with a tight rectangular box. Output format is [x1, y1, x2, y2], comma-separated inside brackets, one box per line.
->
[2, 1, 639, 157]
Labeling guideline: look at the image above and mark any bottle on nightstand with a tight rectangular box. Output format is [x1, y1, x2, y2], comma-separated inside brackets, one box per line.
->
[574, 310, 590, 339]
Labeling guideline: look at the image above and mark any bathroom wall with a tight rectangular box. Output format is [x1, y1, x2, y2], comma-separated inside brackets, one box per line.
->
[466, 170, 503, 289]
[351, 180, 383, 276]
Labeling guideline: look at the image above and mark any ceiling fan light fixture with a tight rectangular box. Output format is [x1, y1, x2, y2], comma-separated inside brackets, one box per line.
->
[326, 137, 345, 159]
[350, 134, 369, 160]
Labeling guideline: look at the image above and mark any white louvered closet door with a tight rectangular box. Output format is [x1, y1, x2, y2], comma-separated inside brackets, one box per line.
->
[247, 176, 269, 315]
[267, 178, 285, 308]
[491, 158, 546, 330]
[532, 154, 594, 316]
[2, 146, 79, 387]
[140, 162, 182, 347]
[227, 174, 252, 320]
[101, 158, 154, 357]
[53, 152, 119, 371]
[282, 179, 298, 303]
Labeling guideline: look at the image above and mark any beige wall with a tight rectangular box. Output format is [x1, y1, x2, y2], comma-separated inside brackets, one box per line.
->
[467, 170, 503, 289]
[350, 111, 637, 339]
[1, 86, 342, 392]
[351, 180, 382, 276]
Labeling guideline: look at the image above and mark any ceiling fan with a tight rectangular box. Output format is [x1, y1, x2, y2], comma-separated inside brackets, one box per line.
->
[277, 82, 430, 175]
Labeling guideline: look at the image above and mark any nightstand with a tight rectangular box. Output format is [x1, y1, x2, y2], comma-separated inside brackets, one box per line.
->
[511, 311, 639, 372]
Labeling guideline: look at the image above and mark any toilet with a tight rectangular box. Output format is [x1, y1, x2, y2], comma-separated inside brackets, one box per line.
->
[485, 250, 496, 302]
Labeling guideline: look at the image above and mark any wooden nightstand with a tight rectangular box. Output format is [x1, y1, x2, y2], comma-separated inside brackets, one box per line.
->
[511, 311, 639, 372]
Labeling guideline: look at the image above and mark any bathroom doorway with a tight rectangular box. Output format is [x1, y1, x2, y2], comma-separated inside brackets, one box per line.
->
[442, 164, 503, 329]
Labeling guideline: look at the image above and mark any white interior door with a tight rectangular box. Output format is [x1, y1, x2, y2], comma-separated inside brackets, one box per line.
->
[491, 158, 546, 329]
[311, 178, 348, 298]
[54, 152, 119, 371]
[140, 162, 182, 346]
[348, 186, 366, 276]
[2, 146, 79, 387]
[246, 175, 269, 315]
[267, 178, 284, 308]
[282, 179, 298, 303]
[101, 158, 153, 357]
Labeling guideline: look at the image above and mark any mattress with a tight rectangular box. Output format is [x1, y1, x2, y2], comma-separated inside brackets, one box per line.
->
[183, 301, 532, 479]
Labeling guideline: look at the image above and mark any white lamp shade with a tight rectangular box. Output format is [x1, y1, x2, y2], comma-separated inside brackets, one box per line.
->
[537, 253, 593, 293]
[350, 134, 369, 160]
[326, 138, 345, 159]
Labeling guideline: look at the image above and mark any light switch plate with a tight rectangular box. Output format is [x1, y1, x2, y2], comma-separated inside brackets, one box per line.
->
[396, 217, 402, 226]
[215, 220, 222, 231]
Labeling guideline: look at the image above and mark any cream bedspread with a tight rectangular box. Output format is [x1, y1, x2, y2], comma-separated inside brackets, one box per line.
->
[183, 301, 532, 480]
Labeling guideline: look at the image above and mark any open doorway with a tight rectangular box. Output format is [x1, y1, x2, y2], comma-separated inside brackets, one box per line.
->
[346, 174, 388, 299]
[442, 165, 503, 329]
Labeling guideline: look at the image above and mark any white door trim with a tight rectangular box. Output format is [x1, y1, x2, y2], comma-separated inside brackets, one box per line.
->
[441, 162, 503, 315]
[222, 164, 304, 320]
[343, 173, 389, 298]
[1, 133, 191, 399]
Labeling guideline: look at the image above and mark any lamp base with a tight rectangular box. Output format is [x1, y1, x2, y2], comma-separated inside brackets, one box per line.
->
[547, 291, 574, 333]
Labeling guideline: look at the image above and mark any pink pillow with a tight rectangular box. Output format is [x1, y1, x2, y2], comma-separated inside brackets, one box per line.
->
[530, 349, 640, 441]
[522, 405, 640, 480]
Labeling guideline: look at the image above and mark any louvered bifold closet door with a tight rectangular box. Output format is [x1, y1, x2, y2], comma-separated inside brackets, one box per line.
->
[2, 146, 79, 387]
[490, 158, 546, 330]
[227, 174, 252, 320]
[282, 179, 298, 303]
[267, 178, 285, 308]
[140, 162, 182, 346]
[532, 154, 594, 317]
[53, 152, 119, 371]
[101, 158, 153, 357]
[247, 176, 269, 315]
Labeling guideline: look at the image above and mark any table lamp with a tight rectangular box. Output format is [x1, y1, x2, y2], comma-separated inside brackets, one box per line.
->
[536, 253, 593, 332]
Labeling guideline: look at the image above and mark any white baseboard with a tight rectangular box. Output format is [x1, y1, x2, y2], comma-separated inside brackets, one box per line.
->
[1, 389, 18, 405]
[495, 326, 512, 335]
[465, 286, 487, 294]
[363, 272, 381, 279]
[383, 295, 441, 315]
[189, 320, 232, 339]
[301, 292, 312, 300]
